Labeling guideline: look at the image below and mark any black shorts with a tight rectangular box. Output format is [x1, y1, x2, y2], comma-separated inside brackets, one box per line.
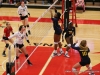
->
[65, 35, 73, 39]
[79, 58, 91, 66]
[20, 15, 28, 20]
[15, 43, 24, 49]
[3, 37, 9, 40]
[54, 29, 62, 35]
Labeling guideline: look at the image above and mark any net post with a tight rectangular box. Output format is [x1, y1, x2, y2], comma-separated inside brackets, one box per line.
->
[6, 45, 15, 75]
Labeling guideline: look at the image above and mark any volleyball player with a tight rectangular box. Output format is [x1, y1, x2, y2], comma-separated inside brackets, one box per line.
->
[8, 25, 32, 65]
[50, 8, 64, 57]
[2, 22, 14, 57]
[71, 40, 95, 75]
[62, 21, 75, 57]
[17, 1, 31, 36]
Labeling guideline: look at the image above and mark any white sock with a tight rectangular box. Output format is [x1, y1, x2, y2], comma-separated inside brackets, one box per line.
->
[54, 50, 57, 53]
[65, 51, 68, 55]
[60, 48, 63, 52]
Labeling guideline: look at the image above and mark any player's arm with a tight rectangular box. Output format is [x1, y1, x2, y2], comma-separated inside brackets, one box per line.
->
[54, 7, 57, 13]
[11, 31, 14, 34]
[2, 29, 8, 40]
[11, 27, 14, 34]
[26, 6, 30, 17]
[17, 7, 22, 16]
[25, 34, 31, 45]
[8, 32, 17, 39]
[62, 28, 66, 42]
[73, 27, 76, 36]
[2, 33, 8, 40]
[50, 9, 53, 18]
[71, 40, 80, 50]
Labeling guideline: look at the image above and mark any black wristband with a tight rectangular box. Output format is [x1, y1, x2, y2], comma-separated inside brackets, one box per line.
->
[28, 13, 30, 16]
[19, 14, 22, 16]
[27, 40, 30, 43]
[12, 33, 14, 34]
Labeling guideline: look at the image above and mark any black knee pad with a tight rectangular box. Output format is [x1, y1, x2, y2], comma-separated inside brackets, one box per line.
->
[25, 54, 28, 58]
[5, 43, 9, 48]
[27, 25, 29, 27]
[16, 56, 19, 60]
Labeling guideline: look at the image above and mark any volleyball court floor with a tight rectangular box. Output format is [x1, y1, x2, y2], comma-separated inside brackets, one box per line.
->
[1, 15, 100, 75]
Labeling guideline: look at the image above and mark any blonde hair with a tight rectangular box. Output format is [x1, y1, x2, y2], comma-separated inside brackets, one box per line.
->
[79, 40, 88, 50]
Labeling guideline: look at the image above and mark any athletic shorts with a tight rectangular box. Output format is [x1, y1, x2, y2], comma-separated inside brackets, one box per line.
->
[15, 43, 24, 49]
[20, 15, 28, 20]
[79, 58, 91, 66]
[65, 35, 73, 39]
[2, 37, 9, 40]
[54, 29, 62, 35]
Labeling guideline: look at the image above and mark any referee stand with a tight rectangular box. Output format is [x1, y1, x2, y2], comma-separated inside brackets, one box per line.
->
[6, 45, 15, 75]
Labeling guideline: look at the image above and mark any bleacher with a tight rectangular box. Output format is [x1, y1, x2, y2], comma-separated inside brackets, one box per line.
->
[0, 0, 100, 10]
[85, 0, 100, 6]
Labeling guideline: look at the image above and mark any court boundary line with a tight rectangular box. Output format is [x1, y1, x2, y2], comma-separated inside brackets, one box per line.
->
[39, 51, 54, 75]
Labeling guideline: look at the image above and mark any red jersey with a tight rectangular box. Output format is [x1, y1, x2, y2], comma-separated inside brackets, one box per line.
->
[4, 26, 13, 37]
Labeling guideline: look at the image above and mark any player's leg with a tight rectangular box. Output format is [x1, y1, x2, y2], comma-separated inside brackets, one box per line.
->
[86, 64, 95, 75]
[72, 62, 82, 75]
[58, 34, 64, 55]
[64, 37, 70, 57]
[20, 45, 32, 65]
[25, 17, 31, 35]
[2, 40, 9, 57]
[53, 33, 58, 56]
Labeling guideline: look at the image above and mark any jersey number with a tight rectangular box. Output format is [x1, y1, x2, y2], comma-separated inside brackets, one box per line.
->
[82, 51, 87, 56]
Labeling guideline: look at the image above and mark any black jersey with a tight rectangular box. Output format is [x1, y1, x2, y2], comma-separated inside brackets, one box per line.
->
[63, 27, 75, 38]
[51, 18, 62, 31]
[72, 43, 90, 60]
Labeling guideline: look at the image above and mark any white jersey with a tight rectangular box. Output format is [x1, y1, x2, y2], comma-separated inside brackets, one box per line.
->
[17, 5, 28, 16]
[8, 31, 28, 44]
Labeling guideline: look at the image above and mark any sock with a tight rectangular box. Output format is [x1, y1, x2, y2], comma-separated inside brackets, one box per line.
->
[54, 50, 57, 53]
[59, 48, 63, 52]
[65, 51, 68, 55]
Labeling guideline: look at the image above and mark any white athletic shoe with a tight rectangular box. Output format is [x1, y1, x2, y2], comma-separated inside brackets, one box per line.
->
[57, 50, 64, 56]
[89, 72, 95, 75]
[64, 54, 70, 58]
[52, 52, 58, 57]
[60, 50, 64, 54]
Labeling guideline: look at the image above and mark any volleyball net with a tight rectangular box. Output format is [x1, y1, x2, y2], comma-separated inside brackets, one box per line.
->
[0, 0, 66, 74]
[15, 0, 66, 74]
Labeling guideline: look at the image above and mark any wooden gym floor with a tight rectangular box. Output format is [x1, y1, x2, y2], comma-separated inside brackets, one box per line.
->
[0, 8, 100, 75]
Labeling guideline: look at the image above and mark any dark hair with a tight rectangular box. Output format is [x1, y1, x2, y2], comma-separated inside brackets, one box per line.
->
[19, 25, 24, 31]
[6, 22, 9, 25]
[56, 12, 61, 19]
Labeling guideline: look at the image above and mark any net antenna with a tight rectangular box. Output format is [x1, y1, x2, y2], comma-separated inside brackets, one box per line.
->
[15, 0, 60, 74]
